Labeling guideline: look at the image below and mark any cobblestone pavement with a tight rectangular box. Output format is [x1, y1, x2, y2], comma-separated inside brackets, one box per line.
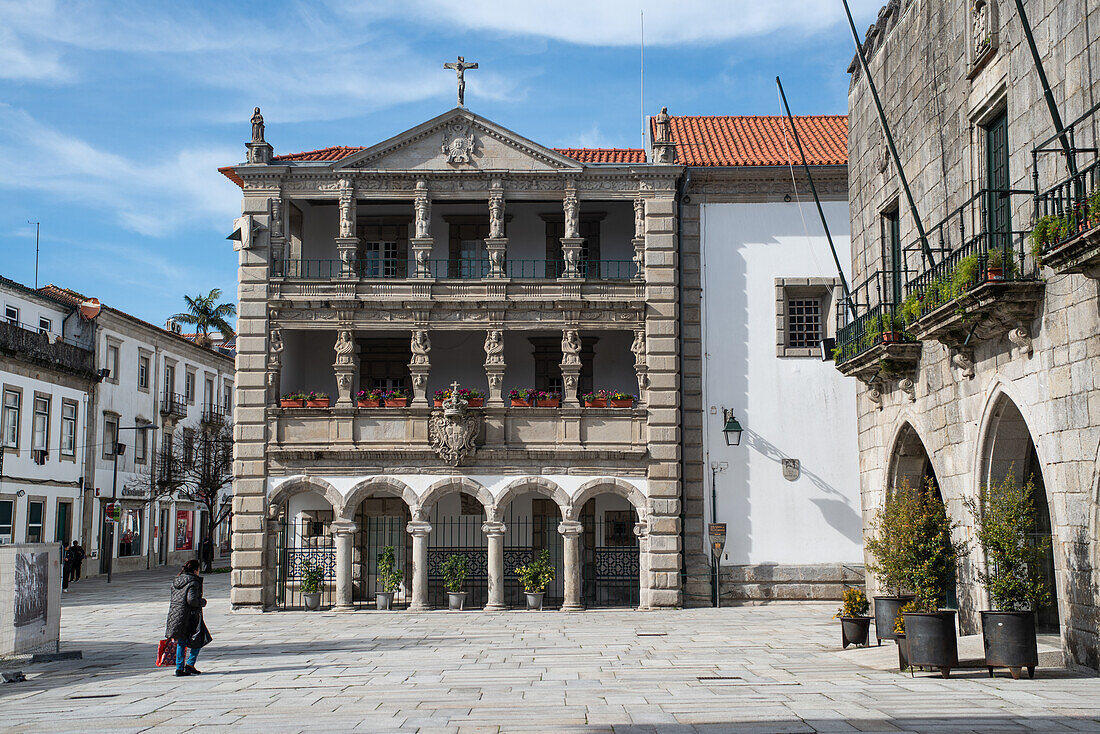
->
[2, 569, 1098, 733]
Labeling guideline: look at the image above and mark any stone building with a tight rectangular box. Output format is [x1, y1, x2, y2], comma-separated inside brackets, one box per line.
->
[221, 98, 858, 611]
[839, 0, 1099, 670]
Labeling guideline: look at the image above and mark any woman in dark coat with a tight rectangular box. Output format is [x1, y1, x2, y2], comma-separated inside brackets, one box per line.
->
[165, 560, 210, 676]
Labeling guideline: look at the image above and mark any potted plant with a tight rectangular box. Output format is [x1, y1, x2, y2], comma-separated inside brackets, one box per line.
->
[896, 479, 967, 678]
[835, 587, 872, 648]
[864, 483, 918, 645]
[583, 390, 608, 408]
[608, 391, 634, 408]
[952, 253, 981, 292]
[535, 390, 561, 407]
[442, 554, 468, 610]
[900, 293, 923, 327]
[509, 388, 533, 407]
[464, 388, 485, 408]
[376, 545, 403, 611]
[1087, 190, 1100, 230]
[357, 389, 382, 408]
[299, 558, 325, 611]
[433, 389, 449, 407]
[1029, 214, 1059, 264]
[281, 392, 305, 408]
[894, 600, 918, 672]
[305, 391, 330, 408]
[985, 248, 1016, 281]
[515, 549, 556, 610]
[964, 471, 1050, 680]
[383, 388, 408, 407]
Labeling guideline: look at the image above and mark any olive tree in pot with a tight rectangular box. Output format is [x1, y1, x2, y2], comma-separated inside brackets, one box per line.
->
[835, 587, 872, 648]
[965, 471, 1050, 680]
[299, 559, 325, 611]
[376, 545, 403, 611]
[896, 480, 967, 679]
[442, 554, 468, 610]
[515, 549, 556, 610]
[864, 485, 918, 644]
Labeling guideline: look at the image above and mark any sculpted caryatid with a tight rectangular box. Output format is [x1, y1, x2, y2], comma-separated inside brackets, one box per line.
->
[410, 330, 431, 365]
[633, 197, 645, 239]
[414, 183, 431, 238]
[630, 329, 646, 366]
[269, 327, 284, 368]
[338, 190, 354, 239]
[484, 330, 504, 365]
[561, 329, 581, 366]
[563, 192, 579, 239]
[270, 197, 284, 238]
[333, 330, 355, 366]
[251, 107, 265, 143]
[489, 191, 505, 239]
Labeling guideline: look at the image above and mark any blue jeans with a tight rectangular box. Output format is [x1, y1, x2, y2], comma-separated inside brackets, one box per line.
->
[175, 642, 199, 672]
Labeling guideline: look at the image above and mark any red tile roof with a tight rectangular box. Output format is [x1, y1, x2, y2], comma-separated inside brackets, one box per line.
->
[657, 115, 848, 167]
[273, 146, 366, 162]
[554, 148, 646, 164]
[218, 166, 244, 187]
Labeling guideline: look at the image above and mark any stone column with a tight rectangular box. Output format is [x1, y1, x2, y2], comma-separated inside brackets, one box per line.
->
[560, 238, 584, 278]
[561, 187, 583, 278]
[559, 520, 584, 611]
[262, 508, 281, 610]
[483, 330, 505, 407]
[270, 195, 286, 276]
[631, 328, 649, 407]
[634, 520, 650, 610]
[483, 520, 506, 610]
[267, 323, 283, 407]
[331, 520, 357, 610]
[560, 328, 581, 407]
[407, 519, 432, 611]
[411, 179, 434, 278]
[486, 183, 507, 278]
[333, 329, 358, 408]
[632, 196, 646, 280]
[336, 179, 359, 278]
[409, 330, 431, 406]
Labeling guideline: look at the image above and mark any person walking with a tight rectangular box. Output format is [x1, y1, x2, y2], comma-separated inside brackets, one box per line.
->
[62, 542, 73, 592]
[200, 536, 214, 573]
[70, 541, 85, 581]
[165, 560, 212, 677]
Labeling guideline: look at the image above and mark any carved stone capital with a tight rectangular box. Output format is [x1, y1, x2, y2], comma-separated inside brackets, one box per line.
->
[948, 345, 975, 379]
[407, 519, 432, 536]
[1008, 325, 1033, 357]
[558, 520, 584, 537]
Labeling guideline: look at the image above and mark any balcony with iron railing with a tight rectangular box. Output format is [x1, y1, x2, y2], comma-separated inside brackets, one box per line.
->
[1030, 102, 1100, 276]
[832, 269, 922, 382]
[274, 257, 639, 281]
[201, 403, 229, 426]
[160, 391, 187, 419]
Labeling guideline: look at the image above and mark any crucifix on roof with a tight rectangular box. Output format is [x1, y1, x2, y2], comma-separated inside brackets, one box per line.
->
[444, 56, 478, 107]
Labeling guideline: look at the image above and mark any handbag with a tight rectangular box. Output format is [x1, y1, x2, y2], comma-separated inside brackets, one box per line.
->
[156, 639, 176, 667]
[186, 619, 213, 650]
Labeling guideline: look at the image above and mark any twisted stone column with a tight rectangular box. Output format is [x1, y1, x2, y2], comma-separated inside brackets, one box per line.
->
[407, 520, 432, 611]
[331, 520, 357, 610]
[483, 520, 506, 610]
[559, 520, 584, 611]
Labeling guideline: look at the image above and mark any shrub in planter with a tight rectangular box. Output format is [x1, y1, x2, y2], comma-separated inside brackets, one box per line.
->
[442, 554, 468, 610]
[964, 471, 1050, 679]
[952, 254, 982, 292]
[865, 482, 921, 643]
[383, 388, 408, 407]
[305, 391, 330, 408]
[835, 587, 871, 648]
[608, 390, 635, 407]
[281, 392, 305, 408]
[900, 293, 923, 327]
[299, 558, 325, 611]
[357, 389, 382, 407]
[583, 390, 608, 407]
[535, 390, 561, 407]
[376, 545, 403, 611]
[508, 388, 534, 407]
[515, 549, 556, 610]
[985, 248, 1017, 280]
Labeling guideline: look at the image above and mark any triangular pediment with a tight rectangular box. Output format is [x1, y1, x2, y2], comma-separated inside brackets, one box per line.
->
[334, 108, 583, 173]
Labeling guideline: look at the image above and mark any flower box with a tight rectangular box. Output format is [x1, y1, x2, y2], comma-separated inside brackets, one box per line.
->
[535, 398, 560, 407]
[468, 398, 484, 407]
[881, 331, 902, 343]
[357, 400, 379, 408]
[511, 399, 531, 407]
[609, 398, 633, 408]
[280, 399, 305, 408]
[434, 400, 444, 407]
[306, 398, 330, 408]
[584, 399, 607, 408]
[384, 398, 409, 407]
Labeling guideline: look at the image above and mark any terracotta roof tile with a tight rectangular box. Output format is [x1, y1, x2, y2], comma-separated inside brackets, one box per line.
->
[656, 115, 848, 167]
[218, 166, 244, 187]
[554, 148, 646, 164]
[37, 284, 86, 307]
[272, 146, 366, 162]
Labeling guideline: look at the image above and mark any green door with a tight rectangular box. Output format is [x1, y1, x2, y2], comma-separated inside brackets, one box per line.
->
[984, 111, 1011, 249]
[55, 501, 71, 544]
[884, 209, 902, 306]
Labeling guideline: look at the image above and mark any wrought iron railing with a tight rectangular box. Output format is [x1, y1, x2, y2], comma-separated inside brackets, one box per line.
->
[1030, 101, 1100, 257]
[273, 258, 638, 281]
[832, 269, 914, 364]
[201, 403, 228, 425]
[160, 391, 187, 418]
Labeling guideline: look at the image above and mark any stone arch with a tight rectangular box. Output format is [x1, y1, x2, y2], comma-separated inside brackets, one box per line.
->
[884, 421, 941, 497]
[571, 478, 647, 521]
[418, 476, 495, 517]
[339, 476, 418, 520]
[268, 475, 343, 514]
[494, 476, 572, 519]
[975, 388, 1061, 632]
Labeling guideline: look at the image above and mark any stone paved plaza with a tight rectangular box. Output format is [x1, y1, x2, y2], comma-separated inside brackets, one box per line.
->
[2, 569, 1098, 733]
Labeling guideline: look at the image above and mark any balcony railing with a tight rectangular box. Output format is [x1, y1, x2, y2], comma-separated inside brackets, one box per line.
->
[274, 258, 639, 281]
[160, 392, 187, 418]
[832, 269, 916, 365]
[0, 319, 96, 378]
[201, 403, 228, 425]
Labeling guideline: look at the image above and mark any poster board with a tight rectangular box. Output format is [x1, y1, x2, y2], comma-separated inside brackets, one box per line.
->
[0, 543, 61, 657]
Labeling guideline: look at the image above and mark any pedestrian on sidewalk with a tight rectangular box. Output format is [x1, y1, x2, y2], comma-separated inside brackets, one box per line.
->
[70, 541, 85, 581]
[62, 542, 73, 591]
[200, 536, 214, 573]
[165, 559, 212, 677]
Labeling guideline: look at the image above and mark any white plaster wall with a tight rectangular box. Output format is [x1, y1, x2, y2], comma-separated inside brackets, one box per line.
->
[699, 201, 861, 567]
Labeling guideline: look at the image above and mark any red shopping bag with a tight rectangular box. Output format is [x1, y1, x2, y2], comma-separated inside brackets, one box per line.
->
[156, 639, 176, 667]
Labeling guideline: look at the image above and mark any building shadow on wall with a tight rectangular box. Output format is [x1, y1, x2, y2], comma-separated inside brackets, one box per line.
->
[742, 428, 862, 544]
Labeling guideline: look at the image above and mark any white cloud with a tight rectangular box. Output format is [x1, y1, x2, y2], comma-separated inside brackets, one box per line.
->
[0, 104, 240, 237]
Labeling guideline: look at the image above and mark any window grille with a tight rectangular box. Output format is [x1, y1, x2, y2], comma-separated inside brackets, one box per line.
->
[787, 298, 822, 349]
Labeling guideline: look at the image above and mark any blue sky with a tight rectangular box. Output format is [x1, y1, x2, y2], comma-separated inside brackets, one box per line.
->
[0, 0, 881, 326]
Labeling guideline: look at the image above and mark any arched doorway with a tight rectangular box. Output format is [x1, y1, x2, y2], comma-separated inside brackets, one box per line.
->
[271, 481, 340, 610]
[499, 491, 566, 608]
[426, 489, 490, 609]
[981, 395, 1059, 632]
[572, 480, 646, 609]
[351, 497, 411, 609]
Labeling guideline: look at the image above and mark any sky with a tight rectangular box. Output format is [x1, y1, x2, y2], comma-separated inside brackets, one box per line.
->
[0, 0, 882, 326]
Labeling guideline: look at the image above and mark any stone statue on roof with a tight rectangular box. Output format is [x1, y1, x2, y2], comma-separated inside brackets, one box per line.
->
[251, 107, 265, 143]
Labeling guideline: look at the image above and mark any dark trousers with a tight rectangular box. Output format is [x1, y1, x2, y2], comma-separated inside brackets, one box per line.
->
[62, 563, 72, 589]
[72, 562, 82, 581]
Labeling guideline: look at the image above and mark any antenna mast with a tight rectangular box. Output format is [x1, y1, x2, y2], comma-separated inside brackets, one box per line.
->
[640, 10, 645, 151]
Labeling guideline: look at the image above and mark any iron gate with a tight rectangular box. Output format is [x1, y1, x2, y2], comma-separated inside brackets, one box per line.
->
[352, 516, 411, 609]
[428, 516, 488, 609]
[503, 515, 565, 608]
[582, 515, 640, 608]
[276, 516, 335, 610]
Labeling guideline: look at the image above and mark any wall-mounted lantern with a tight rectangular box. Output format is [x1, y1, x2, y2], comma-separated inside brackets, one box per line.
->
[721, 409, 743, 446]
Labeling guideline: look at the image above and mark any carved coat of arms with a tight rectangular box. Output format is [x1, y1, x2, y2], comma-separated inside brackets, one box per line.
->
[428, 390, 481, 465]
[441, 123, 476, 165]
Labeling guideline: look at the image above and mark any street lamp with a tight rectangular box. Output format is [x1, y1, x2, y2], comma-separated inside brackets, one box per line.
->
[721, 409, 743, 446]
[103, 424, 157, 584]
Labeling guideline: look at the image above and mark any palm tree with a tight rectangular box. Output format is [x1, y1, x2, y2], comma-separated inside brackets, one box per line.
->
[172, 289, 236, 348]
